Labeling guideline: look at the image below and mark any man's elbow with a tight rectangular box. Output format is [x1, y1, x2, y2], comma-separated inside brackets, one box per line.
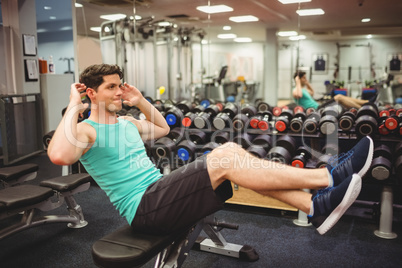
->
[47, 150, 77, 166]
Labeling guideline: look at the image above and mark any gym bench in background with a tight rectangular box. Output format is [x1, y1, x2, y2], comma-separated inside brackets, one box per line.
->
[0, 173, 91, 241]
[0, 164, 39, 188]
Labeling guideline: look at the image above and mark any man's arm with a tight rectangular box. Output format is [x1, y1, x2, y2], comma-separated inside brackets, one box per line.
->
[121, 83, 170, 140]
[305, 81, 315, 97]
[47, 83, 90, 165]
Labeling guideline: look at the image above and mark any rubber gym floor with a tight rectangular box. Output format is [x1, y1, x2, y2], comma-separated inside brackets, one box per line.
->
[0, 152, 402, 268]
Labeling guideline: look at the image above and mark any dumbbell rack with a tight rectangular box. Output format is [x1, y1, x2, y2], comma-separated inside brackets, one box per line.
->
[152, 100, 401, 238]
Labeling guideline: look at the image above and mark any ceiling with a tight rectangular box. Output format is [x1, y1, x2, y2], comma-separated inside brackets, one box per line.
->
[21, 0, 402, 42]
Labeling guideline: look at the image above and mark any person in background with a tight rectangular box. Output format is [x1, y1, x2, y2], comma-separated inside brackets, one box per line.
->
[293, 71, 369, 110]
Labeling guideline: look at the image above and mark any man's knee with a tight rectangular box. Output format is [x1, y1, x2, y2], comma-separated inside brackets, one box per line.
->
[334, 94, 344, 102]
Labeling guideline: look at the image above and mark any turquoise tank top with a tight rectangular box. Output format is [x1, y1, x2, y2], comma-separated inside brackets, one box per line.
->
[79, 118, 162, 224]
[294, 88, 319, 110]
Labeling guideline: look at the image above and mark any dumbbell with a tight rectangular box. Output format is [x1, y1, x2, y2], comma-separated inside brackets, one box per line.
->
[272, 105, 288, 117]
[378, 115, 392, 136]
[211, 131, 231, 145]
[194, 104, 222, 129]
[43, 130, 55, 150]
[369, 144, 393, 181]
[251, 134, 272, 152]
[182, 105, 205, 128]
[247, 144, 269, 159]
[176, 100, 196, 115]
[165, 106, 184, 128]
[151, 137, 177, 166]
[200, 142, 220, 155]
[293, 105, 305, 114]
[319, 114, 338, 135]
[321, 103, 344, 118]
[212, 102, 238, 130]
[394, 142, 402, 178]
[249, 111, 273, 131]
[255, 100, 271, 113]
[232, 132, 254, 149]
[315, 143, 339, 168]
[232, 104, 257, 132]
[176, 129, 208, 163]
[275, 109, 294, 132]
[338, 108, 357, 132]
[355, 103, 379, 136]
[267, 135, 296, 164]
[289, 111, 307, 133]
[291, 146, 312, 168]
[303, 112, 321, 134]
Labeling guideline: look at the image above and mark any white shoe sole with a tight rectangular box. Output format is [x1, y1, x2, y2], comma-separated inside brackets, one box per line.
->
[317, 174, 362, 235]
[357, 136, 374, 178]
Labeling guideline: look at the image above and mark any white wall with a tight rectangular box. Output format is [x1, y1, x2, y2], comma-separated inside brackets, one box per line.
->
[278, 37, 402, 100]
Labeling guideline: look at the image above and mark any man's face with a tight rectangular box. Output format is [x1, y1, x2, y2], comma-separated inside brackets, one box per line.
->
[300, 75, 308, 85]
[93, 74, 123, 112]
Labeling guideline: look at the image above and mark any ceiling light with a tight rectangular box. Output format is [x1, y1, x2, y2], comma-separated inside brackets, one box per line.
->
[196, 5, 233, 14]
[37, 28, 47, 33]
[229, 15, 259, 23]
[278, 0, 311, 4]
[234, 37, 252, 43]
[129, 15, 142, 20]
[289, 35, 306, 40]
[100, 14, 127, 21]
[361, 18, 371, 23]
[60, 26, 73, 31]
[223, 26, 231, 30]
[201, 40, 210, 45]
[366, 34, 372, 39]
[217, 33, 237, 39]
[90, 27, 101, 32]
[49, 16, 57, 20]
[75, 3, 83, 8]
[277, 31, 298, 37]
[44, 6, 52, 10]
[296, 9, 325, 16]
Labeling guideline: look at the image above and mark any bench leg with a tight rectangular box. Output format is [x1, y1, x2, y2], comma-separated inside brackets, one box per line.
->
[64, 195, 88, 228]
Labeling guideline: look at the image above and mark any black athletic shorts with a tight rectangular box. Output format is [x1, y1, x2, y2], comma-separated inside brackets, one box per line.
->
[131, 155, 233, 235]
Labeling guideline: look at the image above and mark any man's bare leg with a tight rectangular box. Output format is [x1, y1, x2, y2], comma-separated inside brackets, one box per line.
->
[206, 142, 329, 191]
[256, 189, 312, 214]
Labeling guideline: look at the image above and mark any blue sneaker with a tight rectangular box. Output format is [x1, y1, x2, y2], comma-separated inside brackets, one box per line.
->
[327, 136, 373, 186]
[309, 174, 362, 235]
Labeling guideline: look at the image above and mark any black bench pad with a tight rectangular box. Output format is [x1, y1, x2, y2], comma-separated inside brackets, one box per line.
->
[0, 185, 54, 209]
[0, 164, 38, 182]
[92, 225, 184, 268]
[40, 173, 92, 192]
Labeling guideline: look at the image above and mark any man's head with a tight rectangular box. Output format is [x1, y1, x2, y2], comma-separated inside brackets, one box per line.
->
[80, 64, 123, 91]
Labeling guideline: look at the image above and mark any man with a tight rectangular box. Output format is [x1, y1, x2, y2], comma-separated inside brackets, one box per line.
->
[48, 64, 373, 236]
[293, 71, 369, 110]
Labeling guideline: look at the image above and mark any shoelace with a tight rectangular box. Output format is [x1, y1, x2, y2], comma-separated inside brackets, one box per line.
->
[328, 151, 353, 167]
[312, 187, 333, 201]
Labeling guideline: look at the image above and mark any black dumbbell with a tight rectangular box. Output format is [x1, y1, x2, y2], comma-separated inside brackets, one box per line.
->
[303, 112, 321, 134]
[319, 114, 338, 135]
[267, 135, 296, 164]
[232, 104, 257, 132]
[256, 100, 271, 113]
[43, 130, 55, 150]
[165, 106, 184, 128]
[247, 144, 269, 159]
[176, 100, 195, 115]
[315, 143, 339, 168]
[181, 105, 205, 128]
[151, 137, 177, 161]
[176, 129, 208, 163]
[394, 142, 402, 179]
[251, 134, 272, 152]
[338, 109, 357, 132]
[291, 146, 312, 168]
[232, 132, 254, 149]
[275, 109, 294, 132]
[289, 111, 307, 133]
[194, 104, 222, 129]
[200, 142, 220, 155]
[321, 103, 344, 118]
[355, 115, 378, 136]
[211, 131, 231, 145]
[213, 102, 238, 130]
[369, 144, 393, 180]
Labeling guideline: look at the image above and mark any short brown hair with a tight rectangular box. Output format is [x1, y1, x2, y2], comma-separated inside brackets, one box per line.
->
[294, 71, 306, 79]
[79, 64, 123, 91]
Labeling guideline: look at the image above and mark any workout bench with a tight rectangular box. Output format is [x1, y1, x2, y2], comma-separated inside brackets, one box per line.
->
[92, 214, 259, 268]
[0, 173, 91, 241]
[0, 164, 39, 188]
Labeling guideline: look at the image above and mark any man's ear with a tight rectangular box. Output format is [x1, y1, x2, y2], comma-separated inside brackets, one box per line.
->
[86, 87, 96, 99]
